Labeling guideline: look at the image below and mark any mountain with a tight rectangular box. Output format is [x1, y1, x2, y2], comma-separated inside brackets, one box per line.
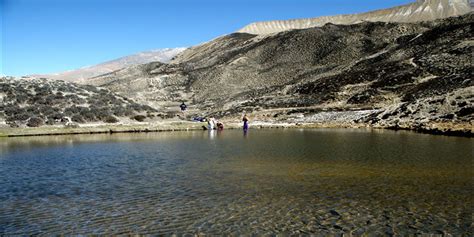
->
[31, 48, 186, 82]
[238, 0, 472, 34]
[88, 13, 473, 134]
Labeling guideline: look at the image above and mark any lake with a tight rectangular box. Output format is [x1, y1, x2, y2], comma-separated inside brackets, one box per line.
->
[0, 129, 472, 235]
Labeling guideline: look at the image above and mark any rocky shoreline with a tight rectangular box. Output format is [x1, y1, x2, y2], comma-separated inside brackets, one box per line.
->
[1, 119, 471, 138]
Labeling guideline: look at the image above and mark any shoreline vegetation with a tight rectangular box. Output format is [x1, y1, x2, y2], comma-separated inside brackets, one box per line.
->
[0, 119, 471, 138]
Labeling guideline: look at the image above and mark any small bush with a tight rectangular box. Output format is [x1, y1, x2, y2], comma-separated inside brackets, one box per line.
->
[13, 112, 32, 121]
[61, 117, 72, 123]
[163, 112, 178, 119]
[15, 93, 29, 104]
[46, 119, 55, 125]
[80, 111, 97, 122]
[40, 107, 56, 117]
[112, 106, 134, 117]
[91, 107, 111, 120]
[99, 89, 109, 94]
[35, 86, 51, 96]
[71, 114, 86, 123]
[25, 106, 40, 113]
[7, 121, 19, 128]
[68, 95, 86, 104]
[4, 105, 22, 116]
[64, 106, 81, 115]
[132, 115, 147, 122]
[27, 117, 44, 127]
[43, 95, 56, 105]
[104, 115, 119, 123]
[50, 113, 64, 120]
[55, 92, 64, 99]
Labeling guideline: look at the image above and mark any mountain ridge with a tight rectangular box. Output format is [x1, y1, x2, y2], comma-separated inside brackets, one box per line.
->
[238, 0, 472, 34]
[30, 48, 186, 82]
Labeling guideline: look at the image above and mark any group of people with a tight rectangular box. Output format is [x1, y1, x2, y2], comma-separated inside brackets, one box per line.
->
[206, 117, 225, 131]
[180, 102, 249, 131]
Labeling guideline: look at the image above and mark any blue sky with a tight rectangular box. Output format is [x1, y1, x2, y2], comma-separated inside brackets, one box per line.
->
[1, 0, 414, 76]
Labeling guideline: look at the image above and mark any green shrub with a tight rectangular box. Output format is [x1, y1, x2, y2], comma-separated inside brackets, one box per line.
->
[71, 114, 86, 123]
[67, 94, 86, 104]
[132, 115, 147, 122]
[104, 115, 119, 123]
[7, 121, 19, 128]
[64, 106, 87, 117]
[89, 106, 111, 120]
[50, 113, 64, 120]
[40, 107, 56, 117]
[15, 93, 29, 104]
[4, 105, 22, 116]
[162, 112, 178, 119]
[25, 106, 39, 113]
[35, 86, 51, 96]
[113, 106, 134, 117]
[13, 112, 32, 121]
[55, 92, 64, 99]
[27, 117, 44, 127]
[46, 119, 55, 125]
[80, 110, 97, 122]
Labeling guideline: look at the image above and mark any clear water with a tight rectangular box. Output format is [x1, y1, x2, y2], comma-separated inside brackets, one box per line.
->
[0, 129, 472, 235]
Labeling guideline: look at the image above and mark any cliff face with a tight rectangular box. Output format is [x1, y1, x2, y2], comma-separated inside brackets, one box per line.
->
[89, 14, 473, 132]
[238, 0, 472, 35]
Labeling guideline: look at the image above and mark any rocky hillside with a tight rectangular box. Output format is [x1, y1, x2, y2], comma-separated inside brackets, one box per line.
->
[88, 13, 473, 134]
[238, 0, 472, 34]
[91, 20, 431, 107]
[0, 77, 158, 127]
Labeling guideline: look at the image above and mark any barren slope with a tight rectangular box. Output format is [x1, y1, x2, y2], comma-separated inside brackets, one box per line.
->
[238, 0, 471, 34]
[88, 14, 473, 133]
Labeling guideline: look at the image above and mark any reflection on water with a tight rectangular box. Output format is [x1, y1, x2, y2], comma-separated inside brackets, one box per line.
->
[0, 129, 472, 235]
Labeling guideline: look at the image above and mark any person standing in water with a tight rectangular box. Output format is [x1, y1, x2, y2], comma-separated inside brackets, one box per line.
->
[242, 113, 249, 131]
[208, 117, 216, 130]
[216, 120, 224, 131]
